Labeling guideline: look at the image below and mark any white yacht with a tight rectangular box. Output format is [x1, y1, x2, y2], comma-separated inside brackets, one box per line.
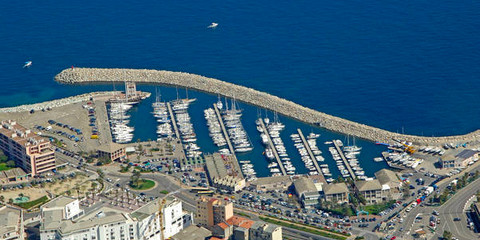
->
[208, 22, 219, 28]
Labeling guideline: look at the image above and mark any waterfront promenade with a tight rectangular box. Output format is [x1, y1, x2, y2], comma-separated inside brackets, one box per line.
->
[55, 68, 480, 144]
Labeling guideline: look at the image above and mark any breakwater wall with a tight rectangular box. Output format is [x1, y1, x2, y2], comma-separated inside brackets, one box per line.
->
[54, 68, 480, 144]
[0, 91, 116, 113]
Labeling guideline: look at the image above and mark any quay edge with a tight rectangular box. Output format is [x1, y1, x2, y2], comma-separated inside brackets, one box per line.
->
[54, 67, 480, 145]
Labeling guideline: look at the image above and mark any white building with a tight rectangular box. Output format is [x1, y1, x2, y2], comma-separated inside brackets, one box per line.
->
[40, 196, 192, 240]
[41, 196, 84, 220]
[0, 205, 24, 240]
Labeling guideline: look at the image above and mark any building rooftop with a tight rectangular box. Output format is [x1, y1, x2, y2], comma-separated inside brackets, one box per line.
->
[42, 206, 128, 233]
[217, 222, 229, 230]
[323, 182, 349, 195]
[1, 168, 27, 178]
[356, 179, 382, 192]
[455, 149, 478, 160]
[97, 142, 125, 153]
[131, 196, 176, 221]
[250, 221, 266, 230]
[293, 177, 317, 195]
[171, 225, 212, 240]
[226, 215, 255, 229]
[250, 175, 291, 186]
[205, 153, 228, 180]
[374, 169, 399, 185]
[0, 120, 48, 147]
[265, 224, 280, 233]
[0, 205, 22, 236]
[42, 196, 77, 209]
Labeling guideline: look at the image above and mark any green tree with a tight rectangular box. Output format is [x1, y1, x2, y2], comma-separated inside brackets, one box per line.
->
[8, 198, 13, 204]
[0, 195, 4, 202]
[5, 160, 15, 168]
[350, 194, 359, 207]
[442, 230, 452, 240]
[357, 194, 367, 205]
[451, 184, 457, 192]
[130, 170, 141, 187]
[97, 169, 105, 179]
[402, 187, 411, 199]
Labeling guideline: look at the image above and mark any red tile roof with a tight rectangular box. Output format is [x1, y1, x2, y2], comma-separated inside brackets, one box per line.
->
[226, 215, 255, 229]
[217, 222, 229, 230]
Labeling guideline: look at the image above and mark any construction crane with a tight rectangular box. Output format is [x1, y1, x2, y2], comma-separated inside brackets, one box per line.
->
[393, 139, 416, 154]
[157, 188, 184, 240]
[158, 198, 167, 240]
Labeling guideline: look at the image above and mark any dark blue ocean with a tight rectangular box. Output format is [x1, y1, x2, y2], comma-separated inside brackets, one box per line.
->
[2, 1, 480, 177]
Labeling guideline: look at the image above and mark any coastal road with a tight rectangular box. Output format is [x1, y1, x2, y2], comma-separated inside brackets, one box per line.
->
[436, 176, 480, 240]
[393, 175, 480, 239]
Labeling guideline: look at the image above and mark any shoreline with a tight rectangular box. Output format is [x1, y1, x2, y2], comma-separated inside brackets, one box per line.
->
[53, 67, 480, 145]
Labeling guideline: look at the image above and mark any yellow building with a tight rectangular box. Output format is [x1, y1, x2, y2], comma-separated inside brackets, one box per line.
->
[97, 143, 126, 162]
[196, 196, 233, 228]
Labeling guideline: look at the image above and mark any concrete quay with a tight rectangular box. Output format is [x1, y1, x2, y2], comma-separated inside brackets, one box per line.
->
[55, 68, 480, 144]
[332, 140, 356, 179]
[259, 118, 287, 176]
[0, 91, 117, 113]
[297, 129, 325, 182]
[212, 103, 237, 162]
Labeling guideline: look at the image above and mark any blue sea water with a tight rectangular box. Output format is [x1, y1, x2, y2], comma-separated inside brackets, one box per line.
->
[1, 1, 480, 177]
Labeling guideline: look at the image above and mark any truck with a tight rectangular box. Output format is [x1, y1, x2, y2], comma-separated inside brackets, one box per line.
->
[424, 186, 434, 196]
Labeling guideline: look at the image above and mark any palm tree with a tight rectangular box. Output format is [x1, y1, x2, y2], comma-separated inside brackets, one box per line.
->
[131, 170, 141, 187]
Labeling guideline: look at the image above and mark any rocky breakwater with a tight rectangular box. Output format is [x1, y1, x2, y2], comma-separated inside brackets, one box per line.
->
[55, 67, 480, 144]
[0, 91, 114, 113]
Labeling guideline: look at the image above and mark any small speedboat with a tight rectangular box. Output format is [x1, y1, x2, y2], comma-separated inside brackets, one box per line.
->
[207, 22, 218, 28]
[23, 61, 32, 68]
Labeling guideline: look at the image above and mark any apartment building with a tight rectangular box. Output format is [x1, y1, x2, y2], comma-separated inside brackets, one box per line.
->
[40, 196, 191, 240]
[0, 120, 55, 176]
[196, 197, 233, 228]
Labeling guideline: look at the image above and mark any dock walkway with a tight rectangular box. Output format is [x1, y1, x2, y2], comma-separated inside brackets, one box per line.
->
[297, 129, 325, 183]
[166, 102, 187, 167]
[166, 102, 180, 139]
[259, 119, 286, 176]
[332, 140, 356, 179]
[94, 100, 112, 144]
[212, 104, 243, 179]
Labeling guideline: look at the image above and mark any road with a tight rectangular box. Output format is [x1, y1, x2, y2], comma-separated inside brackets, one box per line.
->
[436, 176, 480, 240]
[392, 172, 480, 239]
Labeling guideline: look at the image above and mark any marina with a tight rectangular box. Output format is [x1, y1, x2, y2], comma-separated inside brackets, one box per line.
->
[296, 129, 326, 182]
[107, 101, 134, 143]
[331, 139, 357, 179]
[257, 118, 287, 176]
[220, 98, 253, 154]
[204, 107, 227, 148]
[21, 81, 391, 180]
[166, 102, 181, 139]
[55, 67, 480, 145]
[259, 115, 296, 176]
[152, 94, 174, 140]
[212, 103, 237, 158]
[170, 98, 203, 159]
